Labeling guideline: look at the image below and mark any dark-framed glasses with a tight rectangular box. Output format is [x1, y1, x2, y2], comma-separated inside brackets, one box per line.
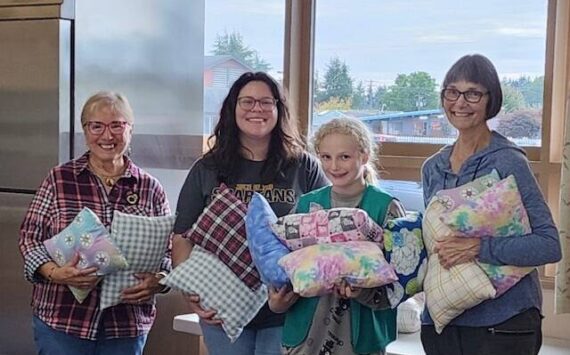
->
[83, 121, 130, 135]
[237, 96, 278, 111]
[441, 88, 488, 103]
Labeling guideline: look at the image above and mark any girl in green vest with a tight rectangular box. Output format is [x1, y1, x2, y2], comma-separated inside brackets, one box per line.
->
[269, 118, 405, 355]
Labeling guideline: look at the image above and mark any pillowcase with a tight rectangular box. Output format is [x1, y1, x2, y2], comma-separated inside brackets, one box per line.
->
[43, 207, 128, 303]
[160, 246, 268, 343]
[433, 169, 500, 211]
[397, 293, 425, 334]
[100, 211, 174, 310]
[245, 193, 290, 288]
[383, 211, 427, 307]
[278, 241, 397, 297]
[441, 175, 534, 296]
[423, 199, 496, 334]
[271, 207, 383, 251]
[187, 184, 261, 291]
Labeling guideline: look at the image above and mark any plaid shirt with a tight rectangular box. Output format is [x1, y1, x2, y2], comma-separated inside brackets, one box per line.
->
[19, 153, 171, 340]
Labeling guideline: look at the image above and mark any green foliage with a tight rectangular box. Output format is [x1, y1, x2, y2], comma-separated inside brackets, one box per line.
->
[352, 81, 367, 109]
[501, 85, 526, 113]
[383, 72, 438, 112]
[320, 57, 353, 102]
[211, 31, 271, 71]
[502, 76, 544, 108]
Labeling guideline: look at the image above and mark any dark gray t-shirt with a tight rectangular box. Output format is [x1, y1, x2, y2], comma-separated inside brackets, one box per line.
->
[174, 152, 329, 328]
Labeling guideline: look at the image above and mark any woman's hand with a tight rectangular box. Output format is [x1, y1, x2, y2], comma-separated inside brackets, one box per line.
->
[335, 280, 362, 299]
[121, 272, 165, 305]
[49, 254, 99, 289]
[268, 285, 298, 313]
[435, 234, 481, 269]
[183, 293, 222, 325]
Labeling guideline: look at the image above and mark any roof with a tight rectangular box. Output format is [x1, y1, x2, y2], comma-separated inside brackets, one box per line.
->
[203, 55, 253, 70]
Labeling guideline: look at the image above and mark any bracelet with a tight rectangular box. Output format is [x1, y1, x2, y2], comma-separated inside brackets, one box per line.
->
[47, 265, 57, 282]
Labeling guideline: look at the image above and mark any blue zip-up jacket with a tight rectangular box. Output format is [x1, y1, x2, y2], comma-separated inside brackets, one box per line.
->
[421, 130, 561, 326]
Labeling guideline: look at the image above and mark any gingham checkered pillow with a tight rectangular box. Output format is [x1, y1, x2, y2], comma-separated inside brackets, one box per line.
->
[423, 199, 495, 333]
[100, 211, 174, 310]
[160, 246, 267, 343]
[187, 184, 261, 290]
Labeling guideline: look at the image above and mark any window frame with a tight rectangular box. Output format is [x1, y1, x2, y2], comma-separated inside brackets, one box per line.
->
[284, 0, 568, 285]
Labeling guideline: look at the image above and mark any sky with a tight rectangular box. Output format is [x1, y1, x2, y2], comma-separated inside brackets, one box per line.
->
[205, 0, 548, 87]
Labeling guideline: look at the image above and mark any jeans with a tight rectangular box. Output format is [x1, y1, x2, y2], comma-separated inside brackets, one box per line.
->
[200, 321, 283, 355]
[33, 315, 147, 355]
[420, 308, 542, 355]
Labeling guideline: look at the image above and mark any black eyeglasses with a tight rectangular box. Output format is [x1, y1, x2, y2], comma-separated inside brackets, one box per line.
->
[441, 88, 488, 103]
[237, 96, 278, 111]
[83, 121, 130, 135]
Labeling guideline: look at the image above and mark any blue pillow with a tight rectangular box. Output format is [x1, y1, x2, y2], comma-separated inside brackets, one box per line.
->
[383, 211, 427, 307]
[245, 193, 290, 288]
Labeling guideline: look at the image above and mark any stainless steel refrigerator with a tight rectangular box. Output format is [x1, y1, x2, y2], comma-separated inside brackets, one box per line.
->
[0, 2, 73, 354]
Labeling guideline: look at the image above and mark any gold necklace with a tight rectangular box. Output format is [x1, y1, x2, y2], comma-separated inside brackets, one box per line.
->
[88, 162, 125, 187]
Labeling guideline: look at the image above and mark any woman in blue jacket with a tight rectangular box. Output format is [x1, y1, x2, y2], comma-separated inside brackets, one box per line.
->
[420, 54, 561, 355]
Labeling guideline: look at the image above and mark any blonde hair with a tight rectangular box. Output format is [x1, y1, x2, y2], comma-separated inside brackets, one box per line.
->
[312, 117, 379, 184]
[80, 91, 134, 126]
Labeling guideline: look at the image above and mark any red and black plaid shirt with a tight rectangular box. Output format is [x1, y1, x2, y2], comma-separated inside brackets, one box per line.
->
[19, 153, 171, 340]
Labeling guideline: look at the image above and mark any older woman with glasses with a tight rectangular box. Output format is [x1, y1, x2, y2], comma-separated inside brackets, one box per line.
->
[420, 54, 561, 355]
[19, 91, 171, 355]
[172, 71, 328, 355]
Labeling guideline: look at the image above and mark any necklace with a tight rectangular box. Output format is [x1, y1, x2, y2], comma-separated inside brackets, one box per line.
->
[88, 162, 125, 187]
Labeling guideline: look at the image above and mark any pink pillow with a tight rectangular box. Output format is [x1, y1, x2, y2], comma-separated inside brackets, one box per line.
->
[271, 208, 383, 250]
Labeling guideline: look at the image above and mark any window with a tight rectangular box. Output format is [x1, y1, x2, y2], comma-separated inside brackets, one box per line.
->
[311, 0, 548, 148]
[203, 0, 285, 135]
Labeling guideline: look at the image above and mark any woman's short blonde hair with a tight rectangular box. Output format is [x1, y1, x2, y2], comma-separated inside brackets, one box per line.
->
[312, 117, 379, 184]
[80, 91, 134, 126]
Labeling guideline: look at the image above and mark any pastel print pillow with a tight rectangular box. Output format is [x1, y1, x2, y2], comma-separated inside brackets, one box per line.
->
[441, 175, 534, 296]
[160, 246, 268, 343]
[187, 184, 261, 291]
[43, 207, 128, 303]
[278, 241, 397, 297]
[100, 211, 174, 310]
[245, 193, 290, 288]
[422, 200, 496, 333]
[271, 208, 383, 251]
[433, 169, 500, 211]
[383, 211, 427, 307]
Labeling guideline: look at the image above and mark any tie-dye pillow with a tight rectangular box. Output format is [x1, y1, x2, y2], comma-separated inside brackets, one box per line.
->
[383, 212, 427, 307]
[246, 193, 290, 288]
[440, 175, 534, 295]
[43, 207, 128, 303]
[278, 241, 397, 297]
[433, 170, 500, 211]
[271, 208, 383, 251]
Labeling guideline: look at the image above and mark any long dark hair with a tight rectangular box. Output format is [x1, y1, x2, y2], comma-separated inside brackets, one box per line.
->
[204, 72, 305, 183]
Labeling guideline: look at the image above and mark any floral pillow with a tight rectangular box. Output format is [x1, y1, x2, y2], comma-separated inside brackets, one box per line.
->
[43, 207, 128, 303]
[278, 241, 397, 297]
[160, 246, 268, 343]
[100, 211, 174, 310]
[423, 200, 496, 333]
[433, 169, 500, 211]
[383, 212, 427, 307]
[187, 184, 261, 291]
[245, 193, 290, 288]
[440, 175, 534, 296]
[271, 208, 383, 251]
